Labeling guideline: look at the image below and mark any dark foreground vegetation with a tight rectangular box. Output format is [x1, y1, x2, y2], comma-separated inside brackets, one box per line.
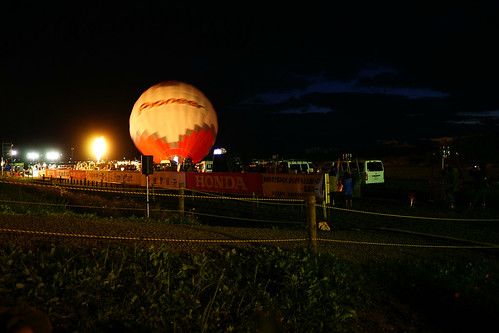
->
[2, 241, 499, 332]
[1, 177, 499, 332]
[2, 244, 362, 332]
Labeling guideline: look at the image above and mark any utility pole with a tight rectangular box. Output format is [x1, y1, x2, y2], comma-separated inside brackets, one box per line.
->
[141, 155, 154, 219]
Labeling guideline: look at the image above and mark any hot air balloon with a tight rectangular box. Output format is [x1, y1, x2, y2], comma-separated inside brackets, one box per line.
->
[129, 81, 218, 164]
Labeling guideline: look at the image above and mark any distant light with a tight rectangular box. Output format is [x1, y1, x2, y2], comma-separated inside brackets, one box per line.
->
[46, 151, 60, 161]
[27, 152, 39, 161]
[93, 137, 106, 163]
[213, 148, 226, 155]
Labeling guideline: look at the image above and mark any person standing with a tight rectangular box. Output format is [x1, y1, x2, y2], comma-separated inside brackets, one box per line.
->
[342, 171, 353, 208]
[443, 165, 459, 209]
[469, 163, 489, 210]
[328, 168, 339, 206]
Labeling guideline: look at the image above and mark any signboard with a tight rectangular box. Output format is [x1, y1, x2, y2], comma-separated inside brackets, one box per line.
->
[142, 171, 186, 189]
[86, 170, 105, 182]
[56, 169, 70, 179]
[108, 171, 142, 185]
[36, 168, 322, 201]
[262, 174, 323, 200]
[70, 170, 87, 180]
[141, 155, 154, 175]
[45, 169, 57, 178]
[186, 172, 263, 196]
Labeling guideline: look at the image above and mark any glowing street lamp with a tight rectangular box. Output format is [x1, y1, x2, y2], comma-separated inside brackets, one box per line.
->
[46, 151, 61, 162]
[93, 137, 106, 163]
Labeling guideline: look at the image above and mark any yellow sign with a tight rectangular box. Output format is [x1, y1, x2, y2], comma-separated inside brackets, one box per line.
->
[318, 221, 330, 231]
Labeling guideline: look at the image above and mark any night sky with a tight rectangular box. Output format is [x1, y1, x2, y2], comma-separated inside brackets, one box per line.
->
[1, 2, 499, 162]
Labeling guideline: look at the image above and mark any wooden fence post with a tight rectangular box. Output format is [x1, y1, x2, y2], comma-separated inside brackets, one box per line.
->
[306, 195, 317, 253]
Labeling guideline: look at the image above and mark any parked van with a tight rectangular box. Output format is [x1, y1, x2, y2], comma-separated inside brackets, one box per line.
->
[278, 160, 316, 174]
[319, 159, 384, 184]
[360, 160, 384, 184]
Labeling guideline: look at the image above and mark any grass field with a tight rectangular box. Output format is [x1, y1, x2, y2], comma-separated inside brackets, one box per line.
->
[1, 175, 499, 332]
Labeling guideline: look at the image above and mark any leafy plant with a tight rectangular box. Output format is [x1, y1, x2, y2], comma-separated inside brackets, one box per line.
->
[0, 244, 363, 332]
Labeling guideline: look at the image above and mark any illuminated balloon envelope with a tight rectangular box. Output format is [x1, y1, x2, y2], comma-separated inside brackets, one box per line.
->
[129, 81, 218, 164]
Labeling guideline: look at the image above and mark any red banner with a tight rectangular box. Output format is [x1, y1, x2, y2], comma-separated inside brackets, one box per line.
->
[186, 172, 263, 196]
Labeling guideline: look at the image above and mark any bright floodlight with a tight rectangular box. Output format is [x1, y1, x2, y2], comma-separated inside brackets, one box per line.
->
[93, 137, 106, 162]
[46, 151, 60, 161]
[27, 152, 39, 161]
[213, 148, 226, 155]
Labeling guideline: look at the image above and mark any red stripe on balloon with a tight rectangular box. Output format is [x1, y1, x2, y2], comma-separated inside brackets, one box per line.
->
[134, 128, 216, 163]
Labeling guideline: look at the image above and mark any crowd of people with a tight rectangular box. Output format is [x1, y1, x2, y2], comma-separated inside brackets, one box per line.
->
[327, 167, 362, 208]
[329, 162, 493, 210]
[443, 162, 491, 210]
[1, 163, 46, 177]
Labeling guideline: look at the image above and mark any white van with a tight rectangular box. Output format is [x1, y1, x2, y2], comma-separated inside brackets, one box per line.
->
[361, 160, 384, 184]
[320, 159, 384, 184]
[278, 160, 316, 174]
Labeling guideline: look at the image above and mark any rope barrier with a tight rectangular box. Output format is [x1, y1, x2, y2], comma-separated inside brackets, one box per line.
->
[188, 210, 303, 224]
[0, 228, 307, 243]
[0, 199, 303, 224]
[0, 179, 304, 203]
[375, 227, 499, 247]
[2, 179, 498, 222]
[2, 177, 499, 249]
[325, 205, 499, 222]
[187, 188, 304, 204]
[0, 199, 151, 212]
[315, 238, 499, 249]
[1, 228, 497, 249]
